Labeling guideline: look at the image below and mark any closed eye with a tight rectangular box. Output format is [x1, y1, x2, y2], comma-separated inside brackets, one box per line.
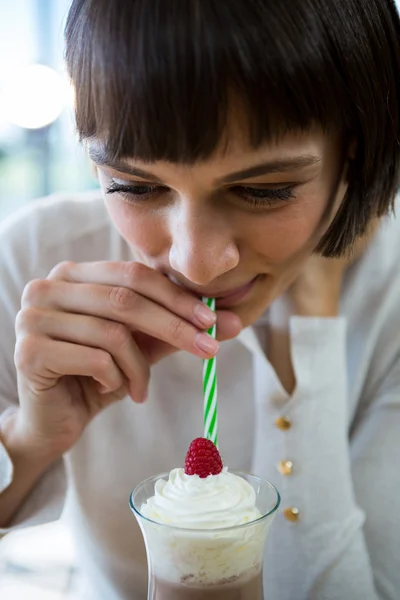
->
[106, 182, 164, 201]
[106, 181, 296, 208]
[231, 185, 296, 206]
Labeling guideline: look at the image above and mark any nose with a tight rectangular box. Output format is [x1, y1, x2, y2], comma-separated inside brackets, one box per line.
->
[168, 204, 240, 285]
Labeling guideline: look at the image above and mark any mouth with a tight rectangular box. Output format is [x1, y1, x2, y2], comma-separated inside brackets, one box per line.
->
[169, 275, 261, 308]
[214, 277, 260, 308]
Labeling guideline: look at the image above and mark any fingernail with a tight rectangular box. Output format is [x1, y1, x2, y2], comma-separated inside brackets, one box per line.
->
[194, 303, 217, 327]
[195, 333, 219, 355]
[98, 384, 112, 395]
[129, 386, 148, 403]
[139, 390, 148, 403]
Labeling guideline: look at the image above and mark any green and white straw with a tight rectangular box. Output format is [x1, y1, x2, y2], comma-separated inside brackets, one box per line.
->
[202, 297, 218, 447]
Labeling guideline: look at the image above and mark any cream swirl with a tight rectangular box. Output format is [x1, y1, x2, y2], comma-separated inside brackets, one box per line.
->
[141, 467, 261, 529]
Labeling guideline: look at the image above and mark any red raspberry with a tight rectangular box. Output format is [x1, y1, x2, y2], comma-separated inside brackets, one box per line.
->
[184, 438, 223, 478]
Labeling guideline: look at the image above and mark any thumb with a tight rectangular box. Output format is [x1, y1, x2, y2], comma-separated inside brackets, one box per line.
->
[214, 310, 243, 341]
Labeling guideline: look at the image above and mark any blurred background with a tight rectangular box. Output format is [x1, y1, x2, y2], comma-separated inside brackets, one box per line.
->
[0, 0, 97, 223]
[0, 1, 89, 598]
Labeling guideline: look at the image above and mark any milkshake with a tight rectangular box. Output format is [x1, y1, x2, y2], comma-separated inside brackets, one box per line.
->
[130, 439, 280, 599]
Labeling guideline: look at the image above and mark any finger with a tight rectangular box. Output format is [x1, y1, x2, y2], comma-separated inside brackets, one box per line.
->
[47, 261, 217, 329]
[16, 309, 149, 402]
[14, 335, 124, 395]
[215, 311, 243, 340]
[24, 280, 220, 359]
[135, 310, 243, 365]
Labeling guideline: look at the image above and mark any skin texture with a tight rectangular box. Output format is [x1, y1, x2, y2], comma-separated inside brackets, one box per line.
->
[96, 124, 348, 330]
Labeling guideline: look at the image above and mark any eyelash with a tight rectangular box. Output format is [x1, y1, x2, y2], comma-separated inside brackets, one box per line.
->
[105, 182, 295, 207]
[106, 183, 161, 202]
[231, 185, 295, 206]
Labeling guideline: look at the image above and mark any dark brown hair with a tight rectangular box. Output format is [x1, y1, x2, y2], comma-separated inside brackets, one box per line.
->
[65, 0, 400, 256]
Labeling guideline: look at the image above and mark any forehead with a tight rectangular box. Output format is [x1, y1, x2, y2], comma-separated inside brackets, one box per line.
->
[90, 127, 330, 174]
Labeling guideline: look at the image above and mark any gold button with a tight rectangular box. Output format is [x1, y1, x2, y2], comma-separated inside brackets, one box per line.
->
[275, 416, 292, 430]
[283, 507, 300, 522]
[277, 460, 293, 476]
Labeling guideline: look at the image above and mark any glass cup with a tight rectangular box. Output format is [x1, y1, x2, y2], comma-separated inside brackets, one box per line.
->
[130, 472, 280, 600]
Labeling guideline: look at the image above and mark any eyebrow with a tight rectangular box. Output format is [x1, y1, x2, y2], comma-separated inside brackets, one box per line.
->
[217, 155, 321, 183]
[88, 147, 164, 182]
[89, 146, 321, 184]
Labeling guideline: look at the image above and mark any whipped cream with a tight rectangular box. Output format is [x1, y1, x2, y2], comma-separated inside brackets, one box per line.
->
[141, 467, 261, 529]
[137, 468, 274, 586]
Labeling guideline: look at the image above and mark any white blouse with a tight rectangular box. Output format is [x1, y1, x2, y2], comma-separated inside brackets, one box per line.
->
[0, 191, 399, 600]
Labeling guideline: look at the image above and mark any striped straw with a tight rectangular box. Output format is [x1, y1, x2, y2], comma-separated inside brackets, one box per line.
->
[202, 297, 218, 447]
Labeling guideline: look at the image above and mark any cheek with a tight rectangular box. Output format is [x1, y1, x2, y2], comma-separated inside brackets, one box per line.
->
[104, 198, 167, 255]
[248, 197, 327, 263]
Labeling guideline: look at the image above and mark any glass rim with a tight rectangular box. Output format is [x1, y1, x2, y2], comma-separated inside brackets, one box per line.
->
[129, 470, 281, 533]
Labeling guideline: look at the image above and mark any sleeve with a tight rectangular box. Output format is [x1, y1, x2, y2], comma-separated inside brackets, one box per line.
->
[0, 215, 67, 534]
[265, 316, 398, 600]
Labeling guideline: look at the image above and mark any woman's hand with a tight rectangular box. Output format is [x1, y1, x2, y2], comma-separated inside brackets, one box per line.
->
[12, 261, 242, 460]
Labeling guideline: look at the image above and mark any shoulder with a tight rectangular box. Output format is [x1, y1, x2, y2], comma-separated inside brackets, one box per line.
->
[0, 188, 108, 253]
[344, 202, 400, 302]
[366, 203, 400, 276]
[0, 189, 129, 310]
[343, 202, 400, 400]
[0, 189, 125, 278]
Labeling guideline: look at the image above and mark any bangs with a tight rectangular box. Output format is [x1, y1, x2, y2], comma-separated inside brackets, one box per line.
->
[65, 0, 353, 163]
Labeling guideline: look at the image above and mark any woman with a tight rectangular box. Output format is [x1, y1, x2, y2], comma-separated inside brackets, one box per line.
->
[1, 0, 400, 598]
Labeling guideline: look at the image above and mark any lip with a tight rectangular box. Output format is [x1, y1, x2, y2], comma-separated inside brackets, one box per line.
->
[168, 275, 260, 308]
[214, 277, 259, 307]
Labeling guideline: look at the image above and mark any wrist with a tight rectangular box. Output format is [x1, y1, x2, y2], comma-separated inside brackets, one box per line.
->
[0, 409, 60, 476]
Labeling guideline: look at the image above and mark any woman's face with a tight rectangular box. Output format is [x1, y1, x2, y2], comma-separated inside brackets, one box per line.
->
[92, 123, 347, 327]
